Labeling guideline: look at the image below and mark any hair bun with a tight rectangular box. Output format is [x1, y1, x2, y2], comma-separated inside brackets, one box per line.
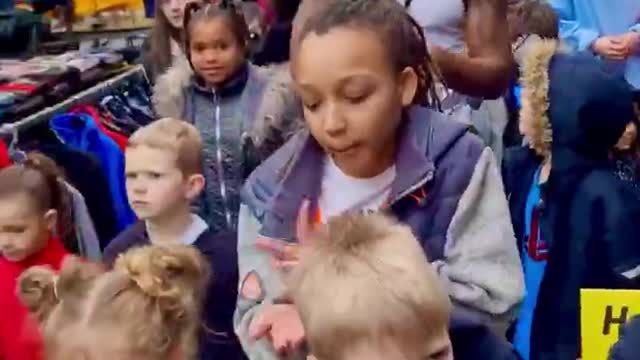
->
[56, 256, 105, 301]
[114, 245, 210, 315]
[18, 266, 59, 323]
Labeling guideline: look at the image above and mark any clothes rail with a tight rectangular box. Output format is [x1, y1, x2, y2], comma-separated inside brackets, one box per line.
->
[0, 65, 147, 136]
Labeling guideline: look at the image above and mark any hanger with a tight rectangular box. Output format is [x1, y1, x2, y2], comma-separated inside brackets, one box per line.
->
[7, 125, 27, 164]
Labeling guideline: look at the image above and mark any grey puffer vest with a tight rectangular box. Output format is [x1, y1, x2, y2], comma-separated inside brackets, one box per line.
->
[153, 59, 304, 234]
[186, 65, 260, 232]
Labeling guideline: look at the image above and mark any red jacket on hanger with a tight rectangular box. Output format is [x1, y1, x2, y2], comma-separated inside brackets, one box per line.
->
[0, 140, 10, 168]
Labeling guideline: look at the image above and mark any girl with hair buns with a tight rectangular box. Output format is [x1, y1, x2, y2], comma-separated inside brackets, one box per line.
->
[0, 154, 72, 360]
[18, 244, 209, 360]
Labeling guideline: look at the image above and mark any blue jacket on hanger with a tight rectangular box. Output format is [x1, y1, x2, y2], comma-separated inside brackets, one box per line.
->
[50, 113, 136, 232]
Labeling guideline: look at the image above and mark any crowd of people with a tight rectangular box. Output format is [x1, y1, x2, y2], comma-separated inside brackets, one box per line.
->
[1, 0, 640, 359]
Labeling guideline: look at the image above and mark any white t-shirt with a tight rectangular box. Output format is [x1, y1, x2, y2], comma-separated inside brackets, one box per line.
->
[317, 156, 396, 223]
[146, 214, 208, 246]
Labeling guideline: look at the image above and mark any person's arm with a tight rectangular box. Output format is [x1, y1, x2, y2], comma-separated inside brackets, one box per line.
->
[234, 204, 302, 360]
[432, 147, 525, 326]
[431, 0, 514, 99]
[548, 0, 599, 51]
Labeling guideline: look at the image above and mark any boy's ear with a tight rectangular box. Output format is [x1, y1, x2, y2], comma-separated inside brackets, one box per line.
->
[185, 174, 206, 200]
[398, 67, 418, 107]
[43, 209, 58, 233]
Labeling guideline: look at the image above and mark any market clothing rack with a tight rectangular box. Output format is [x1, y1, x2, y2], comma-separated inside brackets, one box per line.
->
[0, 65, 147, 137]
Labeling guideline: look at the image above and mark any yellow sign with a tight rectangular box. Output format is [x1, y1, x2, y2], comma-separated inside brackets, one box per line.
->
[581, 289, 640, 360]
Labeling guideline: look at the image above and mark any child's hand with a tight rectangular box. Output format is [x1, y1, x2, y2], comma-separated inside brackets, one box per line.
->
[249, 303, 306, 355]
[618, 32, 640, 57]
[255, 199, 316, 270]
[592, 36, 629, 60]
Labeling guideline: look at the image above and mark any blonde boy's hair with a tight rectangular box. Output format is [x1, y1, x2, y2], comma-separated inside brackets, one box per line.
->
[18, 244, 210, 360]
[289, 213, 451, 359]
[128, 118, 203, 176]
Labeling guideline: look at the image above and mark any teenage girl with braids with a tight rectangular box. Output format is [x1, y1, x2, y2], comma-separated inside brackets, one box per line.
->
[234, 1, 524, 359]
[152, 0, 302, 234]
[292, 0, 513, 163]
[292, 0, 514, 99]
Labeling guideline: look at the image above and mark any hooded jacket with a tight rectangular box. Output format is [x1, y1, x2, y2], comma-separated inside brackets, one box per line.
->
[504, 38, 640, 360]
[234, 106, 524, 359]
[153, 57, 303, 234]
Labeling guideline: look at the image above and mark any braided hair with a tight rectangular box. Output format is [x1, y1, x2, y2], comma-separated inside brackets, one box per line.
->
[296, 0, 442, 108]
[183, 0, 250, 63]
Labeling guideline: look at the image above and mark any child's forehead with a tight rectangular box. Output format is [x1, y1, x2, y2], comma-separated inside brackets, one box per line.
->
[125, 145, 180, 168]
[0, 191, 42, 218]
[293, 27, 393, 78]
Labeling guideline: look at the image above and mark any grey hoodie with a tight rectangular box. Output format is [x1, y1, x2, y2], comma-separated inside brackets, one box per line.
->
[153, 58, 303, 233]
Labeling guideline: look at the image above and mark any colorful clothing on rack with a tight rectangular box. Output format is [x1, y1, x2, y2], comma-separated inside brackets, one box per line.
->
[71, 105, 128, 150]
[50, 113, 136, 232]
[38, 141, 119, 249]
[0, 140, 9, 168]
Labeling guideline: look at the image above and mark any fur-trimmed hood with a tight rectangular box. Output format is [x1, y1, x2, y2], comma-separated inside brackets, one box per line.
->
[152, 57, 303, 151]
[518, 36, 635, 164]
[517, 37, 559, 157]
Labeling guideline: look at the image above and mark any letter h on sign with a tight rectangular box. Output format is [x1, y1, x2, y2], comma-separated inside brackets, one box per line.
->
[602, 305, 629, 335]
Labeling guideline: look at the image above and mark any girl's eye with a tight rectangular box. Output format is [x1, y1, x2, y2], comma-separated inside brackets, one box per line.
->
[193, 43, 206, 52]
[346, 94, 368, 104]
[304, 102, 320, 112]
[149, 172, 163, 179]
[428, 347, 452, 360]
[4, 225, 26, 234]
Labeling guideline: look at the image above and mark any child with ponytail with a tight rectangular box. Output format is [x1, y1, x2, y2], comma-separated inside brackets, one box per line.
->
[18, 244, 209, 360]
[0, 154, 71, 360]
[152, 0, 302, 234]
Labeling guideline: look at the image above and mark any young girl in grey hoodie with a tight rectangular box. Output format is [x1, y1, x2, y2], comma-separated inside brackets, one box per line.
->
[153, 0, 302, 234]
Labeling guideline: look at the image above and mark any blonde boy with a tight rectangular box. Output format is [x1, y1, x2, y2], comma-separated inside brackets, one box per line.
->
[103, 117, 246, 358]
[289, 213, 453, 360]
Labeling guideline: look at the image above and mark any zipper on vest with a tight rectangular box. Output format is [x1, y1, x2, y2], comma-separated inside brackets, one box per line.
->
[212, 91, 233, 229]
[387, 170, 435, 207]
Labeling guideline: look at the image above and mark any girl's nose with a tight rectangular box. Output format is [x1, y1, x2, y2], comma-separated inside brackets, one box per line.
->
[323, 103, 347, 136]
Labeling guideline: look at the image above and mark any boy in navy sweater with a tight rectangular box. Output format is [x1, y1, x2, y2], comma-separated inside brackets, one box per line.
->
[103, 118, 245, 360]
